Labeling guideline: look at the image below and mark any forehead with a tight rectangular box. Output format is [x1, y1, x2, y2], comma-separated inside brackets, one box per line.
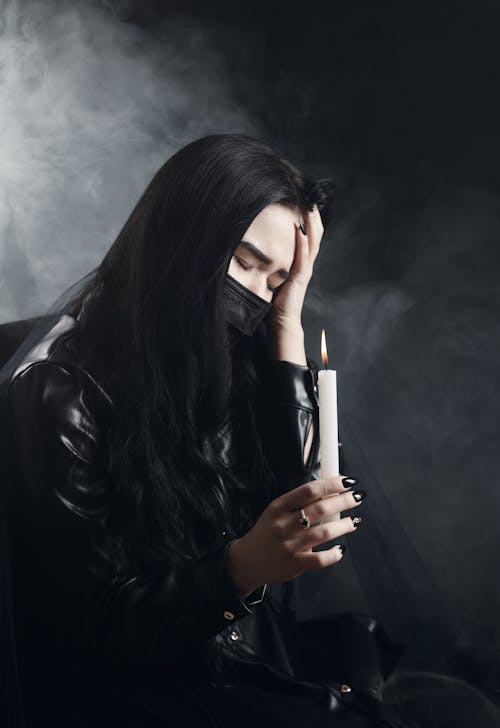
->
[241, 203, 298, 267]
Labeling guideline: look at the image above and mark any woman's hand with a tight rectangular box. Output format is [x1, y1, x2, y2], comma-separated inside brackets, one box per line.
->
[226, 475, 365, 599]
[268, 203, 324, 332]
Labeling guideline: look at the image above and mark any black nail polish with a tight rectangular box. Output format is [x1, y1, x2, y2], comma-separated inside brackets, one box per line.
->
[299, 222, 306, 235]
[341, 476, 359, 489]
[351, 515, 362, 526]
[352, 490, 367, 503]
[338, 544, 346, 554]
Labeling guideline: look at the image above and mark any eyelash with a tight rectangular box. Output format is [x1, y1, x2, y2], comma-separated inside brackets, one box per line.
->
[234, 257, 278, 293]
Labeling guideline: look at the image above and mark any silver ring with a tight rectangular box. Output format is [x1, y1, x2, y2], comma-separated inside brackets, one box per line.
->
[298, 508, 311, 529]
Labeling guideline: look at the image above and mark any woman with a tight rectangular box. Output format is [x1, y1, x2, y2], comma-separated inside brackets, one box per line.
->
[2, 134, 499, 727]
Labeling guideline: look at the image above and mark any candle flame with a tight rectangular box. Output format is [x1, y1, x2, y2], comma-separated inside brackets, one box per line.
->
[321, 328, 329, 369]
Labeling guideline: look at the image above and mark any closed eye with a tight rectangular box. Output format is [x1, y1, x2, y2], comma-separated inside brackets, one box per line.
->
[233, 256, 279, 293]
[234, 256, 252, 272]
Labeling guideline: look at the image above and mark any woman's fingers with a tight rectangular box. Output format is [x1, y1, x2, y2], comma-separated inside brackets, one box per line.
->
[278, 489, 364, 537]
[289, 223, 311, 285]
[291, 204, 324, 284]
[287, 515, 359, 551]
[297, 487, 364, 525]
[294, 544, 345, 571]
[272, 474, 358, 513]
[303, 204, 324, 260]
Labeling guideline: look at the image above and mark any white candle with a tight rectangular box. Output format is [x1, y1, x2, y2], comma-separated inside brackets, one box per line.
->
[317, 328, 340, 521]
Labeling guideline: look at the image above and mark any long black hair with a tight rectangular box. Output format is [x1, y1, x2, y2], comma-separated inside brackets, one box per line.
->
[66, 133, 334, 572]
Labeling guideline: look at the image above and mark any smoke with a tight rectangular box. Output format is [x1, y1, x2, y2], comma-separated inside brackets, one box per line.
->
[0, 0, 257, 322]
[301, 176, 500, 644]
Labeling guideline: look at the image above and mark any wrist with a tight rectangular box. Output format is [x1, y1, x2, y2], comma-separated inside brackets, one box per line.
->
[267, 323, 307, 365]
[268, 314, 303, 335]
[226, 538, 259, 600]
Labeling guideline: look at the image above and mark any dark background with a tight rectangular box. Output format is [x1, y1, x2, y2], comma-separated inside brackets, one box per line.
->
[1, 0, 499, 648]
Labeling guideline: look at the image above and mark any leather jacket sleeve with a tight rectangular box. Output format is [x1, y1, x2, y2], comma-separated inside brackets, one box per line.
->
[261, 356, 322, 496]
[8, 360, 266, 672]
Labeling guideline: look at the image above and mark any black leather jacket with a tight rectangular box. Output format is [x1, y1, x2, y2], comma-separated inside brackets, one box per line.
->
[7, 312, 402, 726]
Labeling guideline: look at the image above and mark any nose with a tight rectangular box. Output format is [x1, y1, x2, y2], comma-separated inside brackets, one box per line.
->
[255, 284, 272, 304]
[241, 278, 271, 303]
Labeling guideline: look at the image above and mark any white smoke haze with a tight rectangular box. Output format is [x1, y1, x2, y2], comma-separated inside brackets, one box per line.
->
[0, 0, 258, 322]
[300, 170, 500, 640]
[304, 282, 415, 370]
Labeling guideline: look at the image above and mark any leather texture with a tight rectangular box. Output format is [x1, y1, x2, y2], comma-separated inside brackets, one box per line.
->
[7, 312, 406, 727]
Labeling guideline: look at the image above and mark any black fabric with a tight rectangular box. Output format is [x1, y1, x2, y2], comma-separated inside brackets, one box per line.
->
[223, 273, 272, 337]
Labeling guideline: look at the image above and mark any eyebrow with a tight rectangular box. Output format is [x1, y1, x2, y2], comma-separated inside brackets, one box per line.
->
[239, 240, 290, 280]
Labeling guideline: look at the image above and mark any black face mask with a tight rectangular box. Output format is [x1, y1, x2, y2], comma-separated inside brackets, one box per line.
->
[223, 273, 272, 341]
